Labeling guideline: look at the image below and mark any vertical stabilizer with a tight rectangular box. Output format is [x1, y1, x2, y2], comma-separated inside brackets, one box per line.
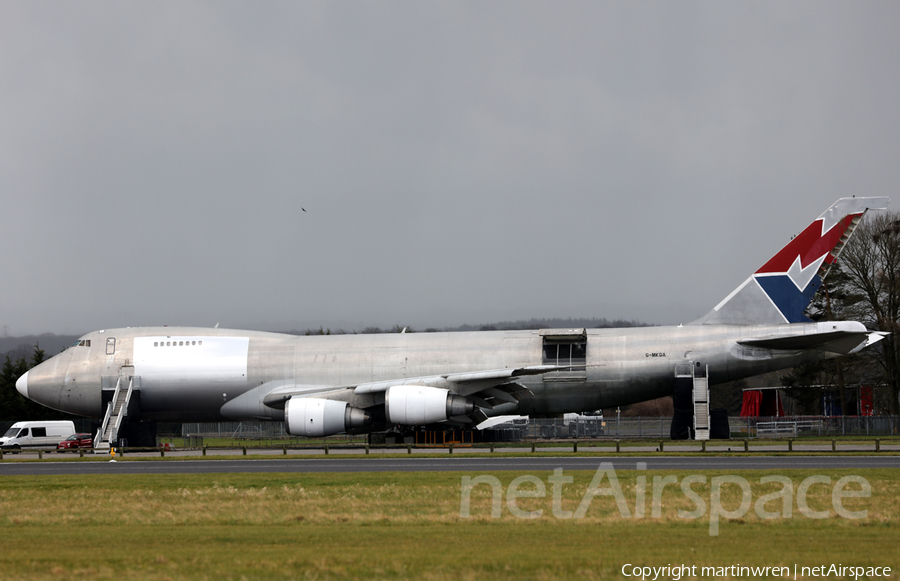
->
[691, 197, 889, 325]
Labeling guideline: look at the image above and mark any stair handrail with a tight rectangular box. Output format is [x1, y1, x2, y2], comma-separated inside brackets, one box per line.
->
[93, 414, 107, 448]
[97, 376, 122, 445]
[110, 376, 134, 444]
[693, 364, 711, 439]
[108, 376, 123, 424]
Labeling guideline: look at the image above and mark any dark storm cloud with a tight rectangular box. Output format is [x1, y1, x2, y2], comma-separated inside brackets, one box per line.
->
[2, 1, 899, 334]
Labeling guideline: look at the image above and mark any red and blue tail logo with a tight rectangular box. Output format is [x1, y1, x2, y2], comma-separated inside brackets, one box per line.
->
[693, 197, 889, 325]
[754, 211, 862, 323]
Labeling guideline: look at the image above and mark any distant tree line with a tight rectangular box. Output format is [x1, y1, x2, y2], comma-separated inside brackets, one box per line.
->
[0, 334, 79, 357]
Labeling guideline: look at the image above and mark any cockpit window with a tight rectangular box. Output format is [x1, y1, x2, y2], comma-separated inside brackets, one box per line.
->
[71, 340, 92, 348]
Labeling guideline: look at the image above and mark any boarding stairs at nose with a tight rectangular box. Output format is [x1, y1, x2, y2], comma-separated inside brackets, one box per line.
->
[94, 371, 135, 452]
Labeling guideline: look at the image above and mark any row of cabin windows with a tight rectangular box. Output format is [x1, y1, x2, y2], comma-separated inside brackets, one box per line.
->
[154, 341, 202, 347]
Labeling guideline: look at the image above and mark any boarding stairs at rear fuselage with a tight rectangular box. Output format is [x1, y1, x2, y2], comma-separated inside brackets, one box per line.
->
[94, 372, 137, 452]
[692, 365, 710, 441]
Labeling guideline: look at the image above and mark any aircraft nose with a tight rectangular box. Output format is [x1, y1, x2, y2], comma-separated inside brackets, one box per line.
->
[16, 371, 29, 398]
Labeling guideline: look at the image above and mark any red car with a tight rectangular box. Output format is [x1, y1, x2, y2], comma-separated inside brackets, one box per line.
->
[56, 433, 93, 452]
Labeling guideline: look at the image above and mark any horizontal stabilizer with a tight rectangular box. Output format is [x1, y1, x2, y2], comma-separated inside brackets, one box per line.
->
[738, 330, 881, 355]
[851, 331, 889, 353]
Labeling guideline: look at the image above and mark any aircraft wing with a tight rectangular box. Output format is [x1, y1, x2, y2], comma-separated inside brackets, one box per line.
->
[738, 330, 887, 355]
[353, 365, 559, 396]
[261, 383, 353, 409]
[261, 365, 565, 411]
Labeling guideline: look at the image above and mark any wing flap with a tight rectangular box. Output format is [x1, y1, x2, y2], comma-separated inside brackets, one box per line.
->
[262, 384, 348, 409]
[353, 365, 563, 396]
[263, 366, 554, 414]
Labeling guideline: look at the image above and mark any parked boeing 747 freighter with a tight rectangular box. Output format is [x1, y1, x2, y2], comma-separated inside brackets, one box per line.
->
[15, 197, 889, 446]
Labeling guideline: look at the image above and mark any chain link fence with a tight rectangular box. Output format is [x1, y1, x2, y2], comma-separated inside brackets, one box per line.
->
[180, 415, 900, 441]
[3, 417, 897, 442]
[179, 422, 360, 441]
[733, 415, 899, 438]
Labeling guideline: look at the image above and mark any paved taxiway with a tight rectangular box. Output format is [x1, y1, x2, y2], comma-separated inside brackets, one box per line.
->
[2, 455, 899, 476]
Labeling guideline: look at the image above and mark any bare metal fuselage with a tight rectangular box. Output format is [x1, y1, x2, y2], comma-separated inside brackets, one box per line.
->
[17, 197, 890, 433]
[23, 323, 827, 423]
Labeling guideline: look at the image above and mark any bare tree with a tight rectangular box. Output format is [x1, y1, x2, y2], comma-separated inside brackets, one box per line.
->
[836, 210, 900, 414]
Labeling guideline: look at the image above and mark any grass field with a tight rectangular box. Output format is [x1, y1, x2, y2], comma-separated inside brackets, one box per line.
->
[1, 467, 898, 580]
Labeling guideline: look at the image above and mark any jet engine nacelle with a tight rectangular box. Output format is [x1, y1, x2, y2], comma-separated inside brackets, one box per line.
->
[385, 385, 474, 425]
[284, 398, 371, 437]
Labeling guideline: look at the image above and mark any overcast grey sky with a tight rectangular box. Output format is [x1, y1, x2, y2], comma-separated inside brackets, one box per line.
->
[2, 1, 899, 335]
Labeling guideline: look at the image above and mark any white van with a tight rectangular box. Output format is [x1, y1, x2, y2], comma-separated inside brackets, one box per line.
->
[0, 421, 76, 453]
